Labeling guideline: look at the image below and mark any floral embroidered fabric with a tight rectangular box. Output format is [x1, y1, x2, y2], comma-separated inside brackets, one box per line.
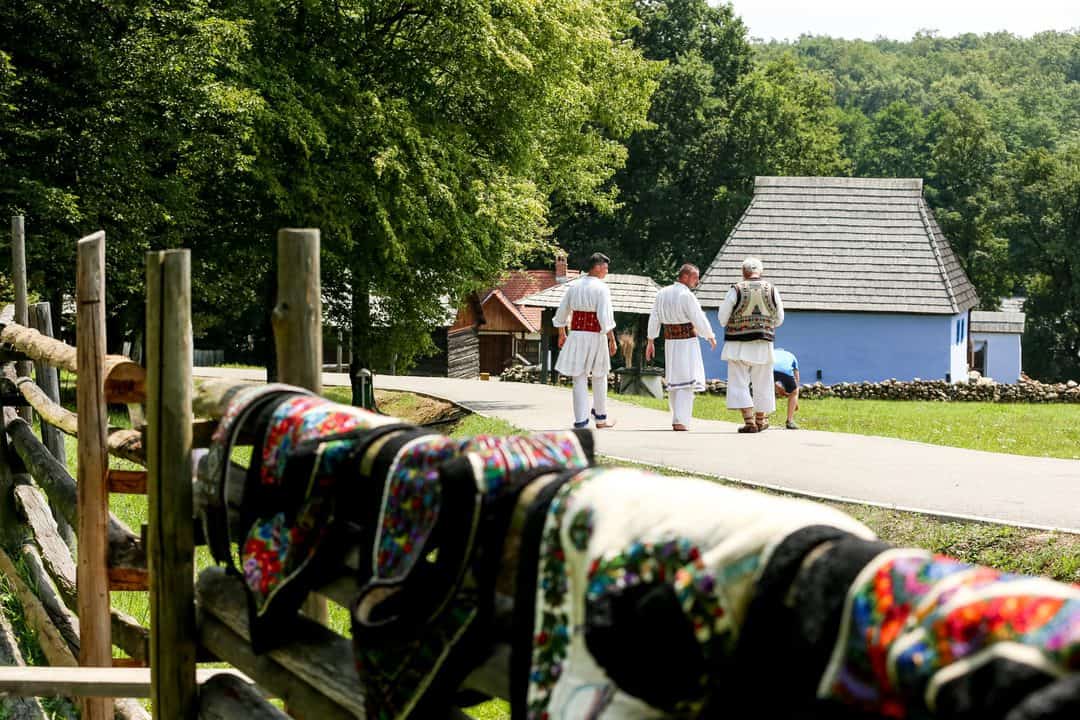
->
[818, 548, 1080, 718]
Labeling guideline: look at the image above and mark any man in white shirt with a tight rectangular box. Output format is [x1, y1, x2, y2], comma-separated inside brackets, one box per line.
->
[554, 252, 618, 429]
[645, 264, 717, 430]
[717, 257, 784, 433]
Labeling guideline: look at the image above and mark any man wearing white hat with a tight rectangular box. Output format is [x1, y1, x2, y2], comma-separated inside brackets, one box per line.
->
[717, 257, 784, 433]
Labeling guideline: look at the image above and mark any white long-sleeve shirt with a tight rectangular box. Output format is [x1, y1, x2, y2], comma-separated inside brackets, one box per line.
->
[552, 275, 616, 332]
[647, 282, 715, 340]
[553, 275, 616, 378]
[717, 282, 785, 364]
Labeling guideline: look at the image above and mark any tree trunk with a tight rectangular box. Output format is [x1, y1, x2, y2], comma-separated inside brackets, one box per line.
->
[349, 262, 373, 406]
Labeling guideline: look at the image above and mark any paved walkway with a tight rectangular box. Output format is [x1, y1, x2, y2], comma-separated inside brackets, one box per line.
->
[194, 368, 1080, 532]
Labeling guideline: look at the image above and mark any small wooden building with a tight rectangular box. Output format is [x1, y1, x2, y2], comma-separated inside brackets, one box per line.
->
[411, 294, 485, 379]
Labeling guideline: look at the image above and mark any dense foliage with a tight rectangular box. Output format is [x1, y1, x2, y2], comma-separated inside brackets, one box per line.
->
[1, 2, 1077, 379]
[759, 31, 1080, 379]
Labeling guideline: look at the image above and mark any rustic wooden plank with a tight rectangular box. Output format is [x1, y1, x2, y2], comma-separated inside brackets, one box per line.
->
[11, 216, 32, 424]
[107, 469, 147, 495]
[146, 249, 197, 719]
[104, 359, 146, 404]
[198, 673, 288, 720]
[0, 667, 252, 698]
[2, 408, 147, 576]
[197, 568, 365, 718]
[14, 540, 80, 657]
[272, 228, 327, 630]
[76, 230, 112, 720]
[198, 613, 356, 719]
[28, 301, 76, 549]
[108, 567, 149, 592]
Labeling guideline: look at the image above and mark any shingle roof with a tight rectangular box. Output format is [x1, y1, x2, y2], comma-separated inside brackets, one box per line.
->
[517, 274, 661, 315]
[697, 177, 980, 314]
[971, 311, 1025, 334]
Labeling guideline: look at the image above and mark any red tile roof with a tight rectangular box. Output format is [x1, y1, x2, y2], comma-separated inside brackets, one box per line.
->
[496, 269, 579, 330]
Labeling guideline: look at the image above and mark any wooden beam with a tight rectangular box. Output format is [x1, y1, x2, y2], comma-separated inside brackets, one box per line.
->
[197, 568, 364, 718]
[76, 230, 112, 720]
[146, 249, 197, 719]
[29, 301, 76, 549]
[107, 469, 147, 495]
[272, 228, 327, 629]
[11, 215, 32, 423]
[198, 673, 288, 720]
[0, 667, 252, 699]
[2, 409, 147, 575]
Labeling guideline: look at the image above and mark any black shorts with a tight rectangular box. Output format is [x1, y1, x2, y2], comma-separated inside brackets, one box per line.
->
[773, 371, 797, 393]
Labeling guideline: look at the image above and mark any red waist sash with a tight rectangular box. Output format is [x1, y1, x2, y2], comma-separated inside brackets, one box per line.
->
[570, 312, 601, 332]
[663, 323, 697, 340]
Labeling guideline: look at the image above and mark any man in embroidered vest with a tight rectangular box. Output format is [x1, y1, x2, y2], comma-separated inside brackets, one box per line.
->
[717, 257, 785, 433]
[646, 263, 717, 431]
[554, 252, 618, 429]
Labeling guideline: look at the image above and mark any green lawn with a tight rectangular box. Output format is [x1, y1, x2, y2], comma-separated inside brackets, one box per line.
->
[615, 393, 1080, 459]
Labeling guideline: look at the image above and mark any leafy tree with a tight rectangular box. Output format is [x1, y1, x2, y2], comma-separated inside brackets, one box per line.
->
[858, 101, 928, 177]
[926, 97, 1012, 304]
[220, 0, 658, 394]
[998, 145, 1080, 380]
[557, 1, 848, 279]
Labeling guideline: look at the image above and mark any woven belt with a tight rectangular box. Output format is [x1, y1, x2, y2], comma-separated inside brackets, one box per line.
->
[663, 323, 697, 340]
[571, 311, 601, 332]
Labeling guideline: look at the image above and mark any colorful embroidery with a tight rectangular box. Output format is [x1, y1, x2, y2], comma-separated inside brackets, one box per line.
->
[374, 432, 589, 580]
[584, 537, 728, 708]
[260, 395, 384, 486]
[820, 549, 1080, 717]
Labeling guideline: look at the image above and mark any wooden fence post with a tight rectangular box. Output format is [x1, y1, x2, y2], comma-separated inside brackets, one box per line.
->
[28, 302, 75, 551]
[271, 228, 327, 627]
[146, 249, 196, 719]
[76, 231, 112, 720]
[12, 216, 32, 422]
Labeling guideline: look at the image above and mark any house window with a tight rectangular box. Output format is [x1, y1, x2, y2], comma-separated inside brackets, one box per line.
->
[956, 318, 966, 344]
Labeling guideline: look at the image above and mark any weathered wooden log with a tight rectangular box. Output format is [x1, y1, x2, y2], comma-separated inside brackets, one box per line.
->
[197, 568, 364, 719]
[146, 249, 198, 719]
[192, 378, 256, 421]
[0, 547, 78, 667]
[274, 229, 328, 630]
[11, 218, 32, 425]
[0, 320, 145, 403]
[3, 412, 147, 575]
[7, 372, 146, 465]
[14, 479, 148, 664]
[77, 231, 113, 720]
[0, 579, 49, 720]
[28, 302, 76, 550]
[197, 673, 287, 720]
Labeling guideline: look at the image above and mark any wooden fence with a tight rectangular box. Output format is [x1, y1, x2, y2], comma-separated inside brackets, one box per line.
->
[0, 220, 494, 717]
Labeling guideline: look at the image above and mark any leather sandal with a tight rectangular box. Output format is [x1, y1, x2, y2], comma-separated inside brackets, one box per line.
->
[737, 424, 758, 434]
[672, 423, 688, 431]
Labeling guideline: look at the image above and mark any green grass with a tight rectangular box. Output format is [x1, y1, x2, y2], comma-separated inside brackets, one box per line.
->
[614, 393, 1080, 459]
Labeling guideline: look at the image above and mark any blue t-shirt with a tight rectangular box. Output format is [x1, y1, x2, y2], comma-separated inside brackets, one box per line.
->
[773, 349, 798, 377]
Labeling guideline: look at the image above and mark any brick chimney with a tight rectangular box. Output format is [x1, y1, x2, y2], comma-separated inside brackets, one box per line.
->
[554, 251, 568, 284]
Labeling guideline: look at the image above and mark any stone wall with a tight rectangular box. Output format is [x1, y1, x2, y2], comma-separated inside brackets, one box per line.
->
[705, 375, 1080, 403]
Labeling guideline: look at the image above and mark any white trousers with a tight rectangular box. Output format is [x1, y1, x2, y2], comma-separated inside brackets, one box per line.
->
[669, 387, 696, 427]
[726, 360, 776, 413]
[573, 374, 608, 426]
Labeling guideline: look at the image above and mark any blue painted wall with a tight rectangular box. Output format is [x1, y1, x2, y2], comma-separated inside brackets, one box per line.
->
[972, 332, 1022, 383]
[701, 310, 969, 383]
